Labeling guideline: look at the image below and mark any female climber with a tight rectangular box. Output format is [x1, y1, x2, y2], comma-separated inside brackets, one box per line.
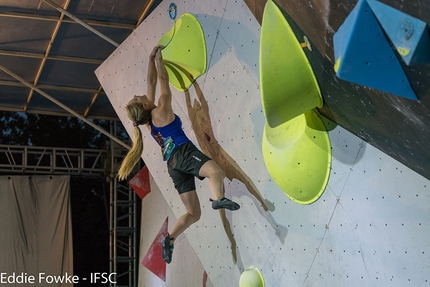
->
[117, 45, 240, 264]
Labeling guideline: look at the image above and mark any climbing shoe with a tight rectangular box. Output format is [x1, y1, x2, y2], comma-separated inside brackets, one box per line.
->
[211, 197, 240, 211]
[161, 233, 174, 264]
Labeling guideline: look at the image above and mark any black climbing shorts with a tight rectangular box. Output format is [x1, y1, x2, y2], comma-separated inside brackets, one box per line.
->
[167, 143, 211, 194]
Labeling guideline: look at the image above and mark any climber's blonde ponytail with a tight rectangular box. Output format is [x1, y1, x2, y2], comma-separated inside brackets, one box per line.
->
[117, 101, 152, 180]
[117, 126, 144, 181]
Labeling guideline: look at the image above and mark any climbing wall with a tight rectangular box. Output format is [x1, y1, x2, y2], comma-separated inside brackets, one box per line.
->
[137, 174, 214, 287]
[95, 0, 430, 286]
[245, 0, 430, 181]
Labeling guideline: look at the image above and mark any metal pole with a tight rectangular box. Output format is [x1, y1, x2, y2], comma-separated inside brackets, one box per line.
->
[0, 64, 131, 150]
[136, 0, 156, 27]
[42, 0, 119, 47]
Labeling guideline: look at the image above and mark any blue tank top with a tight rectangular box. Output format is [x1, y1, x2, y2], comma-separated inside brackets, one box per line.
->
[149, 114, 191, 161]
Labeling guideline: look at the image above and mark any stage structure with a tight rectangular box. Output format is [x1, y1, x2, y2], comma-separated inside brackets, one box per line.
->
[0, 2, 155, 286]
[0, 121, 140, 287]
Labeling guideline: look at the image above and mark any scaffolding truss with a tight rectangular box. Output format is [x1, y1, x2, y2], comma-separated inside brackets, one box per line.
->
[109, 121, 140, 287]
[0, 2, 152, 285]
[0, 121, 140, 287]
[110, 178, 138, 287]
[0, 144, 107, 177]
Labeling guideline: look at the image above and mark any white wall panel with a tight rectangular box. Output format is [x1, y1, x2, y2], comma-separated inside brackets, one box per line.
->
[138, 176, 214, 287]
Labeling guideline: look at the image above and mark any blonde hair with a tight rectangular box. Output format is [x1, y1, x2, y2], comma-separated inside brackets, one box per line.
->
[117, 101, 152, 181]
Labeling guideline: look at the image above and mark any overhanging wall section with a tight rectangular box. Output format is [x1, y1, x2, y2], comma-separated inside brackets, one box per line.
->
[95, 0, 430, 286]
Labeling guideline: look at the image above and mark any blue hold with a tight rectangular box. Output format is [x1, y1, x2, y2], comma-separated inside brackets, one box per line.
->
[333, 0, 418, 100]
[367, 0, 430, 66]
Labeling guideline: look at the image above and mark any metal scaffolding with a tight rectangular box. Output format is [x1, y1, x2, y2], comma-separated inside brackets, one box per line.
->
[0, 144, 107, 177]
[0, 121, 140, 287]
[109, 122, 140, 287]
[0, 2, 155, 285]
